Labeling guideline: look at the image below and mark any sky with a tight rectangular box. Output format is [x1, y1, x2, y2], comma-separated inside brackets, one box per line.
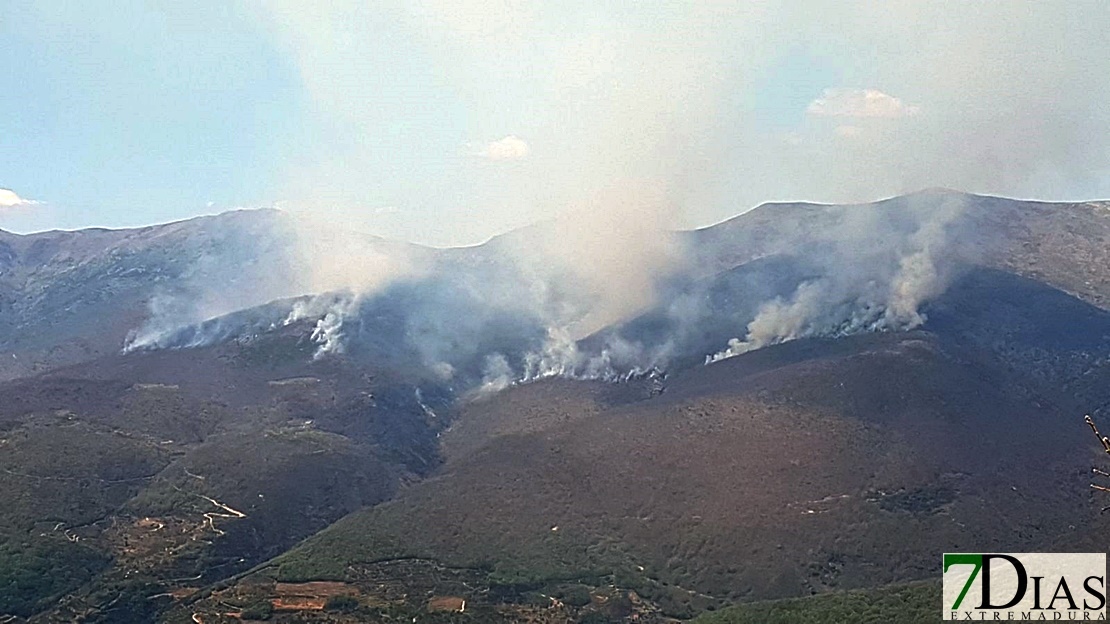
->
[2, 1, 1109, 246]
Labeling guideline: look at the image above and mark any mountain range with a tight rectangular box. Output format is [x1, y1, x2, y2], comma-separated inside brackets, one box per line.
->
[2, 189, 1110, 622]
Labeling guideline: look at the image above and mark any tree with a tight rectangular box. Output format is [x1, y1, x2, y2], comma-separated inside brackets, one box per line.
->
[1085, 415, 1110, 512]
[325, 594, 360, 612]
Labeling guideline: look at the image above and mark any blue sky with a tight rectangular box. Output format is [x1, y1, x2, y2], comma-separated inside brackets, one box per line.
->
[2, 1, 1109, 245]
[1, 2, 302, 227]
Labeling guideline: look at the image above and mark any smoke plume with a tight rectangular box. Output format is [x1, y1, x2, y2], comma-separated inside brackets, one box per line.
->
[708, 193, 966, 362]
[121, 1, 1101, 394]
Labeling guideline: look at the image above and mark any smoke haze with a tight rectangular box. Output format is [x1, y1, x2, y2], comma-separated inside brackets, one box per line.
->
[708, 193, 966, 361]
[106, 2, 1110, 395]
[249, 0, 1110, 248]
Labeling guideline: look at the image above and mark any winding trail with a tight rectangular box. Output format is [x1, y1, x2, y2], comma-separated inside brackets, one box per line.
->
[172, 485, 247, 536]
[198, 494, 246, 536]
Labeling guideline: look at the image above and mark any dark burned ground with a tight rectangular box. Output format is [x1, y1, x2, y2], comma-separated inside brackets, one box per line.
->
[170, 333, 1110, 621]
[156, 267, 1110, 623]
[6, 254, 1110, 622]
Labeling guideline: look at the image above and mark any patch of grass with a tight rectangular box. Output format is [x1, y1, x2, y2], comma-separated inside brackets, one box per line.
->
[868, 485, 956, 515]
[691, 581, 940, 624]
[232, 334, 316, 369]
[275, 557, 347, 582]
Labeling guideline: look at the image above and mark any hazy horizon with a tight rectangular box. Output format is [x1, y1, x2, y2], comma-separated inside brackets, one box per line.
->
[4, 2, 1110, 246]
[2, 186, 1106, 247]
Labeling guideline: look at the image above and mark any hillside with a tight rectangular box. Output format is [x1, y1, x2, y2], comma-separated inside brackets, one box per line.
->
[4, 191, 1110, 622]
[0, 324, 450, 621]
[0, 211, 421, 381]
[151, 262, 1110, 622]
[244, 333, 1102, 620]
[4, 191, 1110, 386]
[690, 581, 940, 624]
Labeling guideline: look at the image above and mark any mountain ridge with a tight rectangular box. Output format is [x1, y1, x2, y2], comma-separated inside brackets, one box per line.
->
[5, 189, 1110, 621]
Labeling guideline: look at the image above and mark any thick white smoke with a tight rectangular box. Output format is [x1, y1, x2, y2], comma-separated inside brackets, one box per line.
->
[122, 208, 424, 353]
[707, 194, 965, 363]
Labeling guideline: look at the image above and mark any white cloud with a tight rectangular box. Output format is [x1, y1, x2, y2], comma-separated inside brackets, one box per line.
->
[807, 88, 921, 119]
[0, 188, 41, 209]
[471, 135, 530, 161]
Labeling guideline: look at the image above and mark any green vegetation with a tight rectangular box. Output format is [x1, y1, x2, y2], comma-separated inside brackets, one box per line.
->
[81, 580, 168, 624]
[0, 423, 171, 532]
[0, 535, 111, 617]
[692, 581, 940, 624]
[124, 480, 201, 516]
[312, 603, 512, 623]
[868, 485, 956, 515]
[240, 599, 274, 620]
[275, 555, 348, 582]
[233, 334, 316, 368]
[577, 613, 616, 624]
[324, 593, 359, 611]
[559, 584, 593, 607]
[0, 344, 441, 621]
